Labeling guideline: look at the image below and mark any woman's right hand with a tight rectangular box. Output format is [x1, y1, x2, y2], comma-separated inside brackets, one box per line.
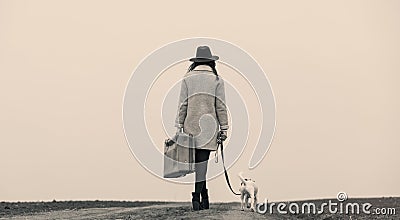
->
[176, 127, 183, 133]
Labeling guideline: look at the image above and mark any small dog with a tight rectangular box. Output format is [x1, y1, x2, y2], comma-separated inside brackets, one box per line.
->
[238, 172, 258, 211]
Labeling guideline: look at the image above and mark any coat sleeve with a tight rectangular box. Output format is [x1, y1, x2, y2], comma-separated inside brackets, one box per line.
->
[215, 79, 229, 130]
[175, 79, 188, 128]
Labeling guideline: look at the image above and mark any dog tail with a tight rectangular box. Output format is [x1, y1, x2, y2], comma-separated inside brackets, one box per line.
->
[238, 172, 246, 186]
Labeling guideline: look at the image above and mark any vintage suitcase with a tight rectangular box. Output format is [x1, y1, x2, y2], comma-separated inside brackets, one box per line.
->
[163, 131, 195, 178]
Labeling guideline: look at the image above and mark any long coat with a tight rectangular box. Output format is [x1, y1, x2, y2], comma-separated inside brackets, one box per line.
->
[175, 65, 229, 151]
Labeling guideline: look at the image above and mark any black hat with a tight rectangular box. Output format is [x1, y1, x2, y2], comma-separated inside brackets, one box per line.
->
[189, 46, 219, 62]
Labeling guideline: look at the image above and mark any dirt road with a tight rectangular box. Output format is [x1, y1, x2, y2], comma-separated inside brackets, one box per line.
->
[1, 198, 398, 219]
[4, 203, 266, 220]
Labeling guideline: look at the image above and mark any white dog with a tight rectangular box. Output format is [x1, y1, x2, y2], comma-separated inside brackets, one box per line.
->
[238, 172, 258, 211]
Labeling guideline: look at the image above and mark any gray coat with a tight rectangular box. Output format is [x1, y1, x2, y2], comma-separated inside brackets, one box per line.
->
[175, 65, 229, 151]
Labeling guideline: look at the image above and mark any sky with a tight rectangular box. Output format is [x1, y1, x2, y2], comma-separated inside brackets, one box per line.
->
[0, 0, 399, 202]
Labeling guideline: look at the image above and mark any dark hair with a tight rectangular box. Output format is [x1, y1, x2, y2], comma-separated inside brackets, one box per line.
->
[187, 61, 219, 80]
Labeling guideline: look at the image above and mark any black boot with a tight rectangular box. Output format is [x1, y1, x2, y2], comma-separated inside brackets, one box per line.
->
[191, 192, 202, 211]
[200, 189, 209, 209]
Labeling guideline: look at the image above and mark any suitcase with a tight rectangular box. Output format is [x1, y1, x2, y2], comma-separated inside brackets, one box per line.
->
[163, 131, 195, 178]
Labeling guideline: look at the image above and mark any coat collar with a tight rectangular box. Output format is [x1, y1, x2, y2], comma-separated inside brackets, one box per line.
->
[192, 65, 213, 72]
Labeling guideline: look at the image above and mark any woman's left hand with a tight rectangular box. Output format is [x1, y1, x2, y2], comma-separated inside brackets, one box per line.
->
[219, 130, 227, 141]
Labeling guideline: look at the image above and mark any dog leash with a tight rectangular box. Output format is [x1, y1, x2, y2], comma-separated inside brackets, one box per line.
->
[216, 133, 241, 196]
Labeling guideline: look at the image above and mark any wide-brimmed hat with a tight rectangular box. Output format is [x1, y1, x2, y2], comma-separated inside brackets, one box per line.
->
[189, 46, 219, 62]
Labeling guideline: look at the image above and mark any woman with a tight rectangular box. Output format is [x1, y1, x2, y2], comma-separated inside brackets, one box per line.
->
[175, 46, 229, 211]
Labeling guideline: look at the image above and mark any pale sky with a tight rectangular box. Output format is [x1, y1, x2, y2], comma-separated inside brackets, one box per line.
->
[0, 0, 399, 202]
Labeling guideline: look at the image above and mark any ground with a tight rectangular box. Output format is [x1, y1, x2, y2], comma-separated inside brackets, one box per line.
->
[0, 197, 398, 219]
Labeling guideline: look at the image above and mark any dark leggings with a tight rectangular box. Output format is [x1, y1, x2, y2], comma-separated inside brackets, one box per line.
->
[195, 149, 211, 193]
